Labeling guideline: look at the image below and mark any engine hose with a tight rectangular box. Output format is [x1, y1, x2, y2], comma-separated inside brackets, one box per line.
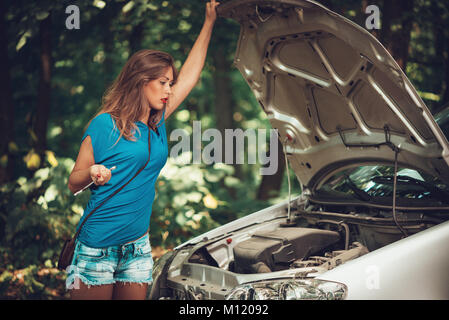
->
[317, 219, 349, 250]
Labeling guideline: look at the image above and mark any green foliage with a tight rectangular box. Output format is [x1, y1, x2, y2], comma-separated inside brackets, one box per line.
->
[2, 0, 449, 299]
[0, 152, 273, 298]
[0, 157, 85, 267]
[0, 264, 67, 300]
[150, 155, 271, 248]
[0, 157, 83, 299]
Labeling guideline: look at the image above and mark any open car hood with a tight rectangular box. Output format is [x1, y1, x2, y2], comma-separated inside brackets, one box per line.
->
[218, 0, 449, 188]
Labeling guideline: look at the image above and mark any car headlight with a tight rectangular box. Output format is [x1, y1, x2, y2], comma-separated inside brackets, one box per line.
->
[148, 250, 176, 300]
[152, 250, 175, 282]
[225, 279, 347, 300]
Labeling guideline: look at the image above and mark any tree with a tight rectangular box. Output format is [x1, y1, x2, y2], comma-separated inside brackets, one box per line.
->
[100, 1, 125, 90]
[432, 1, 449, 108]
[0, 0, 15, 183]
[32, 13, 52, 159]
[380, 0, 415, 71]
[256, 138, 286, 200]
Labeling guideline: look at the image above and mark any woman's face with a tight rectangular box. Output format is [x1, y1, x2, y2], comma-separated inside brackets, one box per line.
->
[143, 67, 174, 110]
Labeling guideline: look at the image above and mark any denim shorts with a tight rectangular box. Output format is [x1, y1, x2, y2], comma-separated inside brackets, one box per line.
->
[66, 234, 154, 289]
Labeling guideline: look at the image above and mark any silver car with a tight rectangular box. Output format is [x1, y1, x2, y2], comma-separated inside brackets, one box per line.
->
[149, 0, 449, 300]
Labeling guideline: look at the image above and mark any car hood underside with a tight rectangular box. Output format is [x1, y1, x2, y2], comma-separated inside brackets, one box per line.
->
[218, 0, 449, 187]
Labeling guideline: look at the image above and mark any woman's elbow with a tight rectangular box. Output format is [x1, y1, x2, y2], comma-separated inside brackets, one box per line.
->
[68, 178, 76, 195]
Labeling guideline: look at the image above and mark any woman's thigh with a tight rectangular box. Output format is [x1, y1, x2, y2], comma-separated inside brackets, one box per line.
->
[70, 280, 114, 300]
[66, 236, 153, 299]
[113, 235, 154, 287]
[112, 282, 148, 300]
[66, 240, 117, 299]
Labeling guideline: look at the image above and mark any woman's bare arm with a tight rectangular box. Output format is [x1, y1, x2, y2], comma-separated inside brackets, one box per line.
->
[68, 136, 112, 194]
[165, 0, 220, 120]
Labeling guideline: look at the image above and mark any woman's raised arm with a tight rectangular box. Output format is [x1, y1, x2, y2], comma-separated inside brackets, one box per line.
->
[164, 0, 220, 120]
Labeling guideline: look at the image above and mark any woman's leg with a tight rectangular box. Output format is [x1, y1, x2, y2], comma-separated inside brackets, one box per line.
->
[112, 282, 148, 300]
[67, 240, 117, 300]
[70, 279, 114, 300]
[112, 234, 153, 300]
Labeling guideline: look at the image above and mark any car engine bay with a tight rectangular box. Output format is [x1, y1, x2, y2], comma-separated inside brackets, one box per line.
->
[152, 200, 449, 300]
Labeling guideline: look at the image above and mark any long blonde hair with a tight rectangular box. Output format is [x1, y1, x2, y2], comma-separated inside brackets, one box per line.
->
[88, 49, 178, 146]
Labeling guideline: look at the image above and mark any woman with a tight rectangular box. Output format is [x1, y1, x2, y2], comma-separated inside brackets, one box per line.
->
[66, 0, 220, 300]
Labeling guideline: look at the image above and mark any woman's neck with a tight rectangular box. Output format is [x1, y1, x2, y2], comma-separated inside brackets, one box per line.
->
[139, 110, 149, 124]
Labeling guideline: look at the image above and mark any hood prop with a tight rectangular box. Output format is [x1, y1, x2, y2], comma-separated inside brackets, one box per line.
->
[280, 134, 303, 228]
[392, 148, 408, 237]
[338, 125, 408, 237]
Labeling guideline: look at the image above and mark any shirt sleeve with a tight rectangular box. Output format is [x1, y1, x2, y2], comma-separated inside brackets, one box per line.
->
[81, 113, 115, 163]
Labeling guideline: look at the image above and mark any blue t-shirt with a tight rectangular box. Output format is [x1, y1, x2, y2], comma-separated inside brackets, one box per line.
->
[76, 112, 168, 248]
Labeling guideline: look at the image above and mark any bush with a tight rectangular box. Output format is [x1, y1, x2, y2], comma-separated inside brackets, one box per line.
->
[0, 157, 85, 299]
[151, 154, 270, 248]
[0, 152, 272, 299]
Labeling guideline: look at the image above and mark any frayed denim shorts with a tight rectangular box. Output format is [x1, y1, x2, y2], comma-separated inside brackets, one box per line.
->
[66, 233, 154, 289]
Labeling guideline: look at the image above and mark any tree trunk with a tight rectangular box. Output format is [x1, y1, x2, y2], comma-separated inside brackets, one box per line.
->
[433, 3, 449, 108]
[212, 46, 243, 178]
[442, 53, 449, 107]
[212, 48, 234, 139]
[318, 0, 344, 15]
[102, 2, 124, 89]
[0, 1, 15, 183]
[380, 0, 415, 71]
[33, 13, 52, 159]
[256, 136, 286, 200]
[129, 21, 145, 55]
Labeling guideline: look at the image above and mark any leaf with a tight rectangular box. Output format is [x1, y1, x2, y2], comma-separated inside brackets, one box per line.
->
[45, 151, 59, 167]
[93, 0, 106, 9]
[203, 193, 218, 209]
[28, 129, 38, 143]
[175, 212, 187, 225]
[186, 191, 202, 203]
[16, 31, 32, 51]
[224, 176, 241, 187]
[173, 193, 188, 207]
[212, 163, 235, 175]
[44, 259, 53, 268]
[0, 155, 7, 168]
[204, 169, 225, 182]
[44, 184, 58, 202]
[122, 1, 135, 13]
[8, 142, 19, 153]
[178, 20, 192, 32]
[36, 11, 50, 20]
[23, 150, 41, 170]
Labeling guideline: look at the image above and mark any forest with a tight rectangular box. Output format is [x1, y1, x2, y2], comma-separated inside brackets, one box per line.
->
[0, 0, 448, 299]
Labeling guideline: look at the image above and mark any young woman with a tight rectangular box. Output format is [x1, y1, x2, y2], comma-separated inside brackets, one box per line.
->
[66, 0, 220, 300]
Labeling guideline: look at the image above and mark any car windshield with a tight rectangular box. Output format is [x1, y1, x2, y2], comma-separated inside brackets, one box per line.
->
[434, 106, 449, 140]
[317, 165, 449, 204]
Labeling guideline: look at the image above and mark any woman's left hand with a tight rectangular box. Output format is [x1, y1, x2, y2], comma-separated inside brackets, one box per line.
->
[205, 0, 220, 24]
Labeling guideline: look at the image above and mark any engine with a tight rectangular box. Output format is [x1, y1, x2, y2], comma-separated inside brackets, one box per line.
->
[232, 227, 340, 273]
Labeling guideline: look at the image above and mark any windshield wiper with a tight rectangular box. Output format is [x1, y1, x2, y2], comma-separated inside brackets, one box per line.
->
[343, 174, 372, 202]
[372, 175, 449, 204]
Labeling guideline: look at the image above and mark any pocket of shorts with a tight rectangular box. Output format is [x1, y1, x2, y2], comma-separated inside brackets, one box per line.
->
[135, 238, 152, 256]
[77, 243, 106, 260]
